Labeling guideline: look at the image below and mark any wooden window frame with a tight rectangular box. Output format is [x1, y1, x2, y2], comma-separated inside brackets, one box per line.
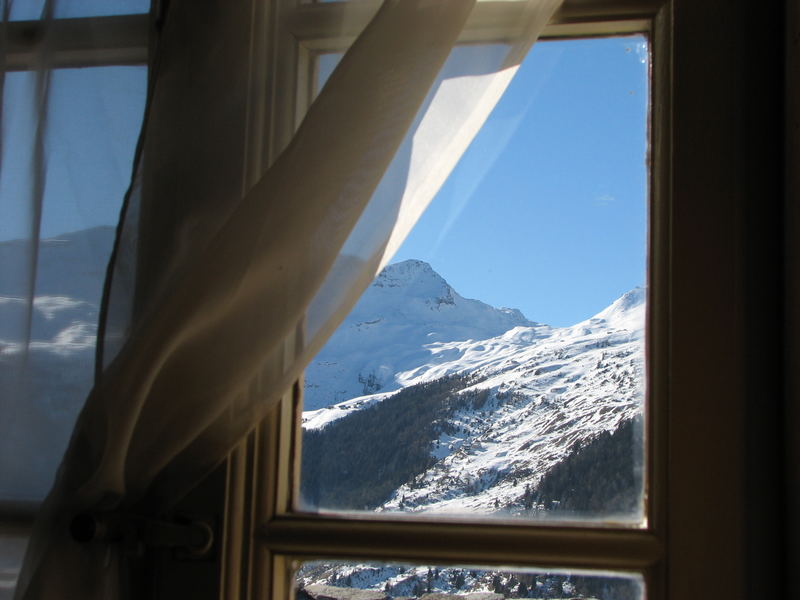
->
[226, 1, 673, 599]
[226, 1, 790, 599]
[4, 13, 149, 70]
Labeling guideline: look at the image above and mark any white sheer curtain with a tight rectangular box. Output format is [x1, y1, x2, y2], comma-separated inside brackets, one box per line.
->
[6, 0, 562, 598]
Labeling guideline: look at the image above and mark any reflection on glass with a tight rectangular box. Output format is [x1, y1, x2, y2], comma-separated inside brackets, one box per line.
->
[10, 0, 149, 21]
[296, 561, 643, 600]
[0, 66, 147, 501]
[300, 36, 649, 522]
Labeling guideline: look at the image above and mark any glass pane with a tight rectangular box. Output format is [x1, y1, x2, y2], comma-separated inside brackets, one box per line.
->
[10, 0, 149, 20]
[300, 36, 649, 523]
[314, 53, 342, 99]
[0, 66, 147, 501]
[296, 560, 643, 600]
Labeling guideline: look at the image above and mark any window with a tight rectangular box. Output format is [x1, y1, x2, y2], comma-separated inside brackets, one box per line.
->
[223, 2, 669, 600]
[1, 2, 790, 600]
[223, 1, 790, 599]
[300, 35, 649, 525]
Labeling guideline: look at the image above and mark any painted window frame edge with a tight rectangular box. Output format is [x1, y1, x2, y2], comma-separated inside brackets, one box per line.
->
[229, 1, 673, 600]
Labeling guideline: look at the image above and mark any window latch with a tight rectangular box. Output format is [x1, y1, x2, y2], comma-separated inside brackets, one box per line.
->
[69, 512, 214, 558]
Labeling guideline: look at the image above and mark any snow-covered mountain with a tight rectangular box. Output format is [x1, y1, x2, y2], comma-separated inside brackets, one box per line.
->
[304, 260, 537, 411]
[301, 260, 645, 519]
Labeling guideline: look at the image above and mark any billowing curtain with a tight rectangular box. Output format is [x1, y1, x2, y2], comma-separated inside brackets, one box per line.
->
[7, 0, 562, 598]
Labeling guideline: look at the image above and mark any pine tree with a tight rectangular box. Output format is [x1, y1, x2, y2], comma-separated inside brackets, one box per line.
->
[454, 572, 466, 589]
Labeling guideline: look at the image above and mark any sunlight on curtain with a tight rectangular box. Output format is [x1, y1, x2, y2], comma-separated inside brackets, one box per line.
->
[93, 0, 561, 510]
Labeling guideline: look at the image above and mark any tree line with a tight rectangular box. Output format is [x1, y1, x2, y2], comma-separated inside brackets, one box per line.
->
[301, 372, 487, 510]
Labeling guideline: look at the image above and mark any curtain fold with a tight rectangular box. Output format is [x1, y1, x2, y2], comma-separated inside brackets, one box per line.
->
[12, 0, 562, 598]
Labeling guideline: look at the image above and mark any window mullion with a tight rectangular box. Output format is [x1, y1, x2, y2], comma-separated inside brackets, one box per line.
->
[5, 14, 149, 71]
[259, 515, 663, 572]
[285, 0, 659, 52]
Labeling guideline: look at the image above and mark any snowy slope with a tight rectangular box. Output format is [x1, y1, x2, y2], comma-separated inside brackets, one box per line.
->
[377, 290, 644, 516]
[302, 261, 645, 518]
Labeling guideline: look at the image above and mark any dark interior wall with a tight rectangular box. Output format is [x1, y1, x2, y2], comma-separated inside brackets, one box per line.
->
[741, 1, 786, 597]
[786, 0, 800, 593]
[669, 0, 787, 597]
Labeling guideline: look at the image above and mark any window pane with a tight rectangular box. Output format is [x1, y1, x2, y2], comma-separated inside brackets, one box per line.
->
[300, 36, 649, 522]
[10, 0, 149, 20]
[296, 560, 643, 600]
[0, 66, 147, 501]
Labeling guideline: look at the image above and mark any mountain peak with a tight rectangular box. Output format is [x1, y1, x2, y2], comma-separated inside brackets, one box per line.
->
[387, 258, 434, 272]
[586, 286, 645, 332]
[374, 259, 443, 288]
[305, 260, 534, 410]
[368, 260, 457, 309]
[615, 286, 645, 309]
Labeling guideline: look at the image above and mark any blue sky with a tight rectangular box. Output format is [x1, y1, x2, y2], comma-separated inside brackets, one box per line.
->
[392, 36, 649, 327]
